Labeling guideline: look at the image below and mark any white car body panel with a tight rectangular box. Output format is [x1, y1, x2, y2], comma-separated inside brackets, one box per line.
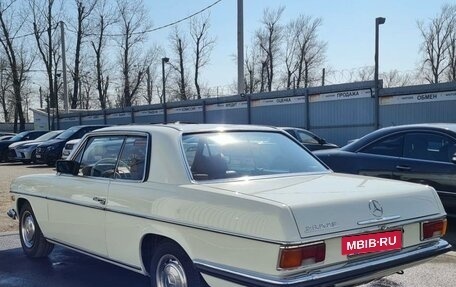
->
[9, 124, 451, 287]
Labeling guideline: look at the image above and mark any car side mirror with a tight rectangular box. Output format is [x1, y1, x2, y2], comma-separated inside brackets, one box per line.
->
[56, 160, 79, 175]
[318, 138, 327, 145]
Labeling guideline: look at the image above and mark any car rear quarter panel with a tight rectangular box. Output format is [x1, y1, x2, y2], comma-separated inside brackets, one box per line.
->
[105, 181, 300, 275]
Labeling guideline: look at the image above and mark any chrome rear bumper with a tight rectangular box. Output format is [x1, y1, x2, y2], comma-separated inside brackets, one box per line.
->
[195, 239, 451, 287]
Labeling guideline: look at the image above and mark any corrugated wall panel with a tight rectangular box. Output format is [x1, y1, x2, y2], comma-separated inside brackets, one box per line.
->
[310, 98, 374, 127]
[380, 101, 456, 127]
[167, 112, 204, 123]
[81, 116, 105, 125]
[251, 104, 306, 127]
[135, 114, 164, 124]
[206, 109, 248, 124]
[106, 117, 131, 125]
[59, 120, 79, 129]
[312, 126, 375, 147]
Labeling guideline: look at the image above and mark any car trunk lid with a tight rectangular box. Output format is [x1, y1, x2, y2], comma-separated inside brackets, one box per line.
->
[204, 173, 444, 238]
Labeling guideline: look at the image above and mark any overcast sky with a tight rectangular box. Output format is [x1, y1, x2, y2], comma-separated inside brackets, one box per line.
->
[146, 0, 451, 88]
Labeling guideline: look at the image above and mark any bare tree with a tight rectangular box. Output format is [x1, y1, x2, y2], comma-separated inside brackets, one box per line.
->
[447, 20, 456, 81]
[116, 0, 151, 107]
[189, 13, 215, 99]
[28, 0, 62, 112]
[169, 27, 190, 101]
[256, 6, 284, 92]
[90, 0, 116, 109]
[143, 64, 159, 104]
[284, 20, 299, 89]
[69, 0, 96, 109]
[244, 45, 260, 93]
[0, 57, 12, 122]
[418, 4, 455, 83]
[0, 0, 33, 131]
[381, 69, 414, 87]
[286, 15, 326, 88]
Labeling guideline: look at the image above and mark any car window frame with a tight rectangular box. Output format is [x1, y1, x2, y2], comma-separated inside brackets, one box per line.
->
[355, 129, 456, 161]
[357, 132, 405, 158]
[402, 131, 456, 163]
[69, 131, 151, 182]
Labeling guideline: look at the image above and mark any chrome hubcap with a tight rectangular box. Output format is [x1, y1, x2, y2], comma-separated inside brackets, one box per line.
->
[21, 211, 36, 248]
[156, 254, 187, 287]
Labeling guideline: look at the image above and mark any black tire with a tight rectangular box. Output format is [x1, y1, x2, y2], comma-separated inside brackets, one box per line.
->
[19, 202, 54, 258]
[0, 150, 7, 162]
[150, 241, 204, 287]
[30, 150, 37, 164]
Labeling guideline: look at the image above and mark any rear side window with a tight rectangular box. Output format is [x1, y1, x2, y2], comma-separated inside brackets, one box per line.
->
[360, 134, 404, 157]
[118, 136, 147, 180]
[295, 130, 319, 144]
[183, 131, 326, 180]
[403, 133, 456, 163]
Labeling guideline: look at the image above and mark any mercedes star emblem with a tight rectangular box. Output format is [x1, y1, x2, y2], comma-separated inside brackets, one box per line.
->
[369, 200, 384, 218]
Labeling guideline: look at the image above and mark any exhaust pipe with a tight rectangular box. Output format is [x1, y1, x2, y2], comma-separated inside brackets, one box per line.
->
[6, 208, 17, 220]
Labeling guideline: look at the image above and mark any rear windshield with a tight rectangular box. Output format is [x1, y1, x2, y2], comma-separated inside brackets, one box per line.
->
[10, 131, 29, 141]
[56, 127, 78, 140]
[183, 131, 327, 180]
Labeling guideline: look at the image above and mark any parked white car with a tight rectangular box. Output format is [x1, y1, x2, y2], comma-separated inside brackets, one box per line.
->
[8, 124, 451, 287]
[61, 138, 81, 159]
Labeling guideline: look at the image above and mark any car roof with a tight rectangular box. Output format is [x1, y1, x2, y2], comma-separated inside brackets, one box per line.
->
[96, 124, 281, 134]
[343, 123, 456, 151]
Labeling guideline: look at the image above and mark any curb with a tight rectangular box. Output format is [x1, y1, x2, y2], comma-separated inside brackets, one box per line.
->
[0, 231, 17, 237]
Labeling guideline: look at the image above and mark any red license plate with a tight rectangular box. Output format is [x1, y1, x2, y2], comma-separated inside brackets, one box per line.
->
[342, 230, 402, 255]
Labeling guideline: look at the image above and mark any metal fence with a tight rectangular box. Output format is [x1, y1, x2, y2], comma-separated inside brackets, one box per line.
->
[34, 80, 456, 146]
[0, 123, 35, 133]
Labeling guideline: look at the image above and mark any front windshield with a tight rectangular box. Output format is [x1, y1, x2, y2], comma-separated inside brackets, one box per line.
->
[56, 128, 78, 140]
[35, 130, 62, 141]
[9, 131, 29, 141]
[183, 131, 327, 180]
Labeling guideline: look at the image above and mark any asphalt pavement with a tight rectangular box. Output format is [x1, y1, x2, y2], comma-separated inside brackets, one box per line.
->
[0, 232, 150, 287]
[1, 230, 455, 287]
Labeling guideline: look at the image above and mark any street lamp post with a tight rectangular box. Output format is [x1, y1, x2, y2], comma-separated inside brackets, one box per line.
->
[374, 17, 385, 130]
[162, 57, 169, 123]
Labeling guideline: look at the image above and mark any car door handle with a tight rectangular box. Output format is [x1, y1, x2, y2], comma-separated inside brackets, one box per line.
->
[396, 165, 411, 171]
[93, 196, 106, 205]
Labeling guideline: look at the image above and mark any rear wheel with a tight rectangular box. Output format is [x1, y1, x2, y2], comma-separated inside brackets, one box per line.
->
[150, 241, 204, 287]
[19, 202, 54, 258]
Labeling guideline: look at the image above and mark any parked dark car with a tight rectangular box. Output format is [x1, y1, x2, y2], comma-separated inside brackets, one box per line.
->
[280, 127, 338, 151]
[0, 130, 48, 162]
[35, 125, 107, 166]
[8, 130, 64, 164]
[0, 135, 14, 141]
[314, 123, 456, 215]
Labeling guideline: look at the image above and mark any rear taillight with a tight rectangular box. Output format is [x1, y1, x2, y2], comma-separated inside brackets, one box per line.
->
[278, 242, 325, 270]
[421, 219, 447, 240]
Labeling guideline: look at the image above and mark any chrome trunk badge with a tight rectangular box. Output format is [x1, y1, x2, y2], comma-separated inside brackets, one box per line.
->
[369, 200, 384, 217]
